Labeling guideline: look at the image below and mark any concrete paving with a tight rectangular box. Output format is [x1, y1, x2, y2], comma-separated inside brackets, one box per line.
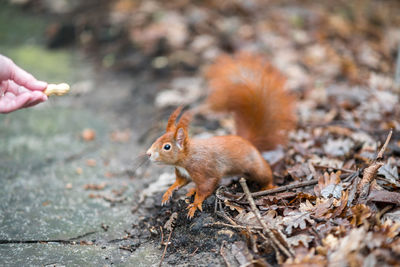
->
[0, 53, 163, 266]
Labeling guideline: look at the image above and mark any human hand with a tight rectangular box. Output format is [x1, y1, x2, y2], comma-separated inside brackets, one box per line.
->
[0, 54, 48, 114]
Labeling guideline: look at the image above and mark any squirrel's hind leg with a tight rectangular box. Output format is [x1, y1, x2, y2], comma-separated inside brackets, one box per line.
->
[247, 160, 274, 190]
[186, 177, 219, 218]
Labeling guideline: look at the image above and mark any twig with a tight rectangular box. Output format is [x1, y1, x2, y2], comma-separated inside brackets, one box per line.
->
[357, 129, 393, 200]
[204, 221, 263, 231]
[190, 247, 199, 256]
[220, 241, 231, 267]
[249, 179, 319, 198]
[246, 226, 258, 254]
[119, 245, 136, 252]
[245, 170, 359, 199]
[376, 129, 393, 161]
[239, 178, 293, 259]
[159, 226, 164, 248]
[159, 230, 173, 267]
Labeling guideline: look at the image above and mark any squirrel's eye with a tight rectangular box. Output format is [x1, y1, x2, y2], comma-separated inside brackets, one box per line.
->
[163, 144, 171, 150]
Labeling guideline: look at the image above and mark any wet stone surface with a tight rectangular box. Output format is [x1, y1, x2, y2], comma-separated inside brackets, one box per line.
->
[0, 4, 234, 266]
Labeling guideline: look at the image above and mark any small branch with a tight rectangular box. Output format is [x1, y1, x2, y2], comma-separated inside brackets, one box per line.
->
[250, 179, 319, 198]
[239, 178, 293, 259]
[376, 129, 393, 161]
[246, 226, 258, 254]
[204, 221, 263, 231]
[357, 129, 393, 201]
[159, 230, 173, 267]
[246, 170, 359, 199]
[159, 226, 164, 248]
[190, 247, 199, 256]
[220, 241, 232, 267]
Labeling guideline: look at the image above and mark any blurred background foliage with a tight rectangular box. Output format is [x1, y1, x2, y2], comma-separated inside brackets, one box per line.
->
[3, 0, 399, 85]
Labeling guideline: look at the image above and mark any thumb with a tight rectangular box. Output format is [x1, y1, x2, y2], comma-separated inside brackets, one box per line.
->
[0, 55, 47, 91]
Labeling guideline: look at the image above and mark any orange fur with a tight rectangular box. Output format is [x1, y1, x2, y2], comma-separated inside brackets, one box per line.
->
[206, 53, 296, 151]
[146, 53, 296, 218]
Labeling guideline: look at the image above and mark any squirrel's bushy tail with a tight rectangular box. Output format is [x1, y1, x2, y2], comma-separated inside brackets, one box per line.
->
[205, 53, 296, 151]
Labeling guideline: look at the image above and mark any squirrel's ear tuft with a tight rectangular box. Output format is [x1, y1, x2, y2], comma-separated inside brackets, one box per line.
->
[175, 128, 186, 150]
[166, 106, 183, 132]
[176, 111, 192, 131]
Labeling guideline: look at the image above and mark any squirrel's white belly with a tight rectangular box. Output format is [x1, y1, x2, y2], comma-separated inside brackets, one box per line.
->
[176, 166, 191, 180]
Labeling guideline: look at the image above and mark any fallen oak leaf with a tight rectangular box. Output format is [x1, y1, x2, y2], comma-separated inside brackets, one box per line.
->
[259, 191, 298, 206]
[163, 212, 178, 232]
[314, 172, 342, 199]
[377, 161, 400, 187]
[224, 199, 245, 213]
[331, 189, 349, 218]
[283, 247, 326, 267]
[383, 208, 400, 223]
[350, 204, 371, 226]
[327, 227, 366, 266]
[313, 198, 334, 219]
[283, 210, 315, 235]
[287, 234, 314, 248]
[323, 138, 354, 157]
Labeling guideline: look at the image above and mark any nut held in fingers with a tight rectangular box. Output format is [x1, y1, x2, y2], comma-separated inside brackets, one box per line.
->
[44, 83, 70, 96]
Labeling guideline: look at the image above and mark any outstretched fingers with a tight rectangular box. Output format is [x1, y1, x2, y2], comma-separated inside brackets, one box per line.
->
[0, 55, 47, 91]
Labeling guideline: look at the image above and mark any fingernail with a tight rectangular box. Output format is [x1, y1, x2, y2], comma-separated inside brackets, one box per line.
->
[33, 80, 48, 90]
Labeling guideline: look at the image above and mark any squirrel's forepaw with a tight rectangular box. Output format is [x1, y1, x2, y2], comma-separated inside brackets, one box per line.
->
[161, 190, 173, 205]
[186, 202, 203, 219]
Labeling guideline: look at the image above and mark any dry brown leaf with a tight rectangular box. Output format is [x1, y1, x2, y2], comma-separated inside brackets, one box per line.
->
[163, 212, 178, 232]
[224, 199, 245, 213]
[84, 182, 107, 190]
[283, 210, 315, 235]
[313, 198, 333, 219]
[283, 248, 326, 267]
[287, 234, 314, 248]
[314, 172, 342, 199]
[350, 204, 371, 226]
[86, 159, 97, 167]
[110, 129, 131, 143]
[81, 128, 96, 141]
[378, 161, 400, 188]
[331, 190, 349, 218]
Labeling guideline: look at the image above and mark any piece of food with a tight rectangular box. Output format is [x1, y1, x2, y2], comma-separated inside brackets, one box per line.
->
[44, 83, 70, 96]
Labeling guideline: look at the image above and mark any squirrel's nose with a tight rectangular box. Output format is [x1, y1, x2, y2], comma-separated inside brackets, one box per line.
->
[146, 149, 152, 158]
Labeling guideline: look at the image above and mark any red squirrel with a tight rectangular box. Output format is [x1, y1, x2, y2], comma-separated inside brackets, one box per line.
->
[146, 53, 296, 218]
